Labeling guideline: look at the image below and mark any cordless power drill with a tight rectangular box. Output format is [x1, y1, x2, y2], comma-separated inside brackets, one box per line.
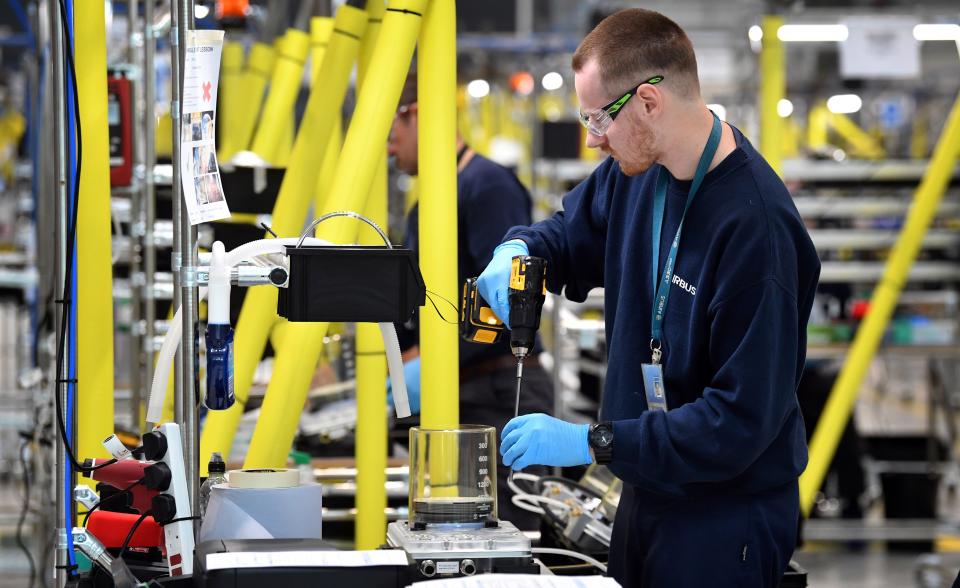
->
[461, 256, 548, 419]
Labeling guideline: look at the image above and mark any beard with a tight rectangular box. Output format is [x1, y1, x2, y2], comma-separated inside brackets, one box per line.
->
[608, 116, 657, 176]
[615, 152, 656, 176]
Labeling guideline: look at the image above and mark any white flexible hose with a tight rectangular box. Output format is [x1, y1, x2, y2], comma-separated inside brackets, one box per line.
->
[147, 237, 409, 423]
[507, 471, 573, 515]
[511, 495, 546, 515]
[512, 493, 573, 515]
[379, 322, 410, 418]
[531, 547, 608, 574]
[507, 471, 608, 574]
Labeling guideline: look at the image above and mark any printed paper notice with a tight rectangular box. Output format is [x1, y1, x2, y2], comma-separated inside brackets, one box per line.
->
[180, 29, 230, 224]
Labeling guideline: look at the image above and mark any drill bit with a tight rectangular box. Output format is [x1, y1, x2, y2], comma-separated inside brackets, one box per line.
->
[514, 357, 524, 420]
[509, 355, 525, 487]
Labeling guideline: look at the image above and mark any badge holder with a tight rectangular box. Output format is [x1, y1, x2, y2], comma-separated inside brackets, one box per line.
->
[641, 340, 668, 412]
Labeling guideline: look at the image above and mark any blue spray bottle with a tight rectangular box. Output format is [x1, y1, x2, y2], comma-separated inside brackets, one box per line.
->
[205, 241, 235, 410]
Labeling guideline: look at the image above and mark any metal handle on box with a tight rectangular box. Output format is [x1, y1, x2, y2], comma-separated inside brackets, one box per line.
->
[295, 211, 393, 249]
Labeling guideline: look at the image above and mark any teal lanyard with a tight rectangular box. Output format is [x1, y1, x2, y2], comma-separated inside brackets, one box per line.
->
[649, 113, 722, 362]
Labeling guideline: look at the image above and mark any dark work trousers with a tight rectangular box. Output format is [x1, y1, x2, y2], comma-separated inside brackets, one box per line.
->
[608, 481, 799, 587]
[460, 362, 554, 531]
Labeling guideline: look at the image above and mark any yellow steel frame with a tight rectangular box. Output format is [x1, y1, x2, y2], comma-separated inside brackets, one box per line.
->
[354, 0, 389, 550]
[75, 0, 115, 471]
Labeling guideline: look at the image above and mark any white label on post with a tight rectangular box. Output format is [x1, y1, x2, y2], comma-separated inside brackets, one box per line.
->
[840, 17, 920, 79]
[179, 29, 231, 225]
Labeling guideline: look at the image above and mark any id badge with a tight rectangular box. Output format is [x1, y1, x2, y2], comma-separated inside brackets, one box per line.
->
[641, 363, 669, 411]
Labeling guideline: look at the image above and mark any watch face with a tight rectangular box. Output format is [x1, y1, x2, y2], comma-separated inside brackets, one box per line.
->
[592, 425, 613, 448]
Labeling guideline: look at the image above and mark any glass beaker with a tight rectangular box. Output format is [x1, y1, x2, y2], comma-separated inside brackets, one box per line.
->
[409, 425, 498, 528]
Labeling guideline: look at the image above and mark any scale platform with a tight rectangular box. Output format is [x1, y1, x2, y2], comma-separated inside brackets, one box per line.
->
[386, 520, 539, 580]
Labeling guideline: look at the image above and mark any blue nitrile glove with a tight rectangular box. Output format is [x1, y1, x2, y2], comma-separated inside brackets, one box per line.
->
[476, 239, 529, 327]
[387, 357, 421, 414]
[500, 413, 591, 471]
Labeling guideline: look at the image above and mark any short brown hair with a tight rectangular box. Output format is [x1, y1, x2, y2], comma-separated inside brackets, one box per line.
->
[572, 8, 700, 100]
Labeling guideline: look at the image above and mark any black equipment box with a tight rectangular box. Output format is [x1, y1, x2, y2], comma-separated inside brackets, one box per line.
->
[277, 246, 425, 323]
[194, 539, 416, 588]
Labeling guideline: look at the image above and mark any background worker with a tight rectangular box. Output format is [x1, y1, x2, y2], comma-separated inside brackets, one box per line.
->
[478, 9, 821, 587]
[387, 71, 554, 530]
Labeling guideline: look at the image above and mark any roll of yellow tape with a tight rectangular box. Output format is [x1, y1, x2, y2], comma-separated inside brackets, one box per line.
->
[227, 468, 300, 488]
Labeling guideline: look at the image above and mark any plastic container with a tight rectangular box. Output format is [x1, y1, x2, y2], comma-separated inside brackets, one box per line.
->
[200, 452, 227, 519]
[409, 425, 498, 529]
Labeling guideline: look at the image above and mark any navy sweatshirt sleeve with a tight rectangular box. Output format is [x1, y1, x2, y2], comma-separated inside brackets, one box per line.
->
[504, 158, 614, 302]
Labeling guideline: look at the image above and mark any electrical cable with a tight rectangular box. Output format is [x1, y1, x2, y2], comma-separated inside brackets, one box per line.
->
[54, 0, 115, 474]
[507, 472, 574, 515]
[161, 515, 199, 526]
[117, 511, 152, 561]
[16, 440, 36, 588]
[81, 478, 145, 527]
[424, 289, 459, 325]
[531, 547, 607, 574]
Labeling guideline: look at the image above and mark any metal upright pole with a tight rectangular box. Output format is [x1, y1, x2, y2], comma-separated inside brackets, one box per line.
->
[170, 0, 183, 437]
[128, 0, 144, 433]
[173, 0, 200, 519]
[50, 0, 70, 583]
[143, 0, 157, 405]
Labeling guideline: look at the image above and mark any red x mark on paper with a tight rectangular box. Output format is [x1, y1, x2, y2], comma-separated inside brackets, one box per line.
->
[202, 81, 212, 102]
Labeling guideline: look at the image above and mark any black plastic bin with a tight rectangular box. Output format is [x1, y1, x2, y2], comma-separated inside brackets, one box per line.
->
[865, 435, 947, 551]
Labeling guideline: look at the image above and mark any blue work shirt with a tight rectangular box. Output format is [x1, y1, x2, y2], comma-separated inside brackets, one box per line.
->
[506, 127, 820, 497]
[405, 151, 536, 367]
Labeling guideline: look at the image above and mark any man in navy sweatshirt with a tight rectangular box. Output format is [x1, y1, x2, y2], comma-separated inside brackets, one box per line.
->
[477, 8, 820, 587]
[388, 71, 553, 529]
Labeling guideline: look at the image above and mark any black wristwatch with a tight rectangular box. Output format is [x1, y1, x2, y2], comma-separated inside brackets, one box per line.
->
[588, 422, 614, 464]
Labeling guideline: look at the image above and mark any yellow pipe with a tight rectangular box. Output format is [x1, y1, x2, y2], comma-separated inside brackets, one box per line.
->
[155, 111, 172, 158]
[782, 117, 800, 158]
[310, 17, 334, 82]
[229, 42, 275, 158]
[244, 0, 427, 469]
[828, 111, 886, 159]
[217, 40, 245, 160]
[269, 319, 291, 352]
[418, 0, 459, 430]
[250, 29, 310, 164]
[0, 111, 25, 180]
[800, 92, 960, 515]
[759, 15, 785, 176]
[200, 5, 368, 472]
[354, 0, 388, 550]
[74, 0, 115, 474]
[312, 17, 341, 212]
[315, 117, 342, 211]
[274, 112, 295, 167]
[807, 104, 829, 151]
